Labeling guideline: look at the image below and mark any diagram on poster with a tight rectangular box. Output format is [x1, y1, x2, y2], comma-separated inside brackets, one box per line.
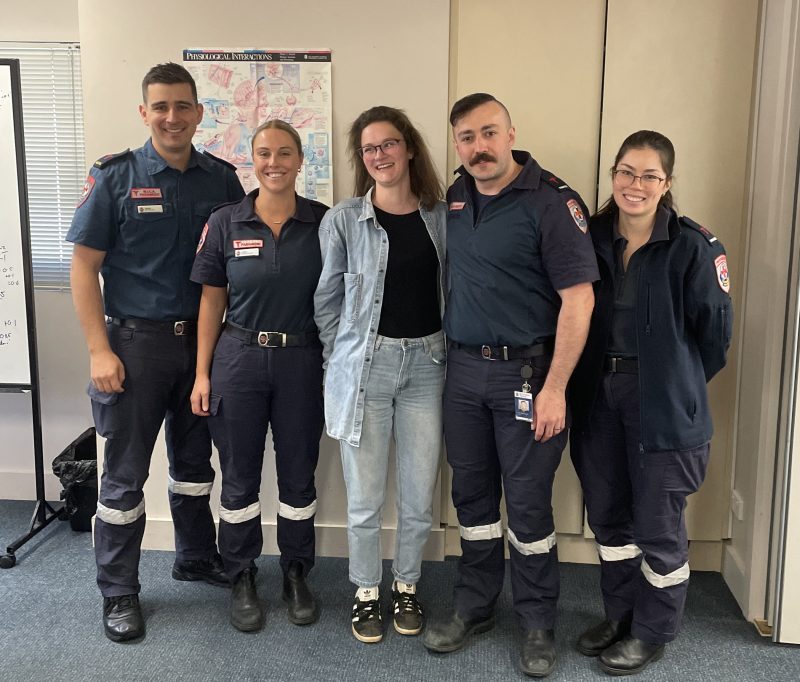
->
[183, 49, 332, 205]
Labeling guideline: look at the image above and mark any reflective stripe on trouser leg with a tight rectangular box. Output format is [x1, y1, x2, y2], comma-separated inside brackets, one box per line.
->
[94, 500, 147, 597]
[641, 559, 690, 588]
[508, 529, 556, 555]
[455, 520, 506, 616]
[278, 500, 317, 520]
[277, 500, 317, 576]
[168, 475, 213, 497]
[219, 501, 263, 580]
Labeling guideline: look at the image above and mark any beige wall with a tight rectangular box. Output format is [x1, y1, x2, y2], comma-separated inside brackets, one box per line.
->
[1, 0, 79, 42]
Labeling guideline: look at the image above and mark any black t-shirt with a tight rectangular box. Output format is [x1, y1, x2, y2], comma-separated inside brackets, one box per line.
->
[373, 205, 441, 339]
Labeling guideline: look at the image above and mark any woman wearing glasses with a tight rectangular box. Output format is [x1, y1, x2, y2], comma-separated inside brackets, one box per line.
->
[314, 106, 446, 644]
[568, 131, 732, 676]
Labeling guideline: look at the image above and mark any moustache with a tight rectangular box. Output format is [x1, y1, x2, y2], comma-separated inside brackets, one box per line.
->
[469, 152, 496, 166]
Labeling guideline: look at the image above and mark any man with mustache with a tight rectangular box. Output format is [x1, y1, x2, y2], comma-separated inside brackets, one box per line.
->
[422, 93, 598, 678]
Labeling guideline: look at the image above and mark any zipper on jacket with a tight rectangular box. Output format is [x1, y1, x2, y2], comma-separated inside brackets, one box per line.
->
[645, 284, 652, 336]
[720, 305, 727, 340]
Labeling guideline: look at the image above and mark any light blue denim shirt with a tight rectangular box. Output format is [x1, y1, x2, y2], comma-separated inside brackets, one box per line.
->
[314, 188, 447, 446]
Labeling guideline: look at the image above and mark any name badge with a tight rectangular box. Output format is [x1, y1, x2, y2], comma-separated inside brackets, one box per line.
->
[235, 248, 259, 257]
[137, 204, 164, 214]
[233, 239, 264, 249]
[131, 188, 163, 199]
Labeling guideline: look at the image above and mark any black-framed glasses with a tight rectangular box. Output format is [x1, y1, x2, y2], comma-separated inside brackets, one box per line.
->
[358, 138, 402, 158]
[612, 168, 666, 187]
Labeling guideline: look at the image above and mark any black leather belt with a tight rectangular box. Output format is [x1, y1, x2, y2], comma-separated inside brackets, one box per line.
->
[109, 317, 196, 336]
[449, 340, 551, 361]
[224, 322, 319, 348]
[605, 356, 639, 374]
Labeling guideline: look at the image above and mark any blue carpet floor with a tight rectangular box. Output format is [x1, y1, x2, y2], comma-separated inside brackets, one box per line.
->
[1, 500, 797, 681]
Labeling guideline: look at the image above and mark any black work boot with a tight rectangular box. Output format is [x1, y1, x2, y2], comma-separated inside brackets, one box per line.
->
[230, 568, 263, 632]
[282, 561, 319, 625]
[172, 553, 229, 587]
[519, 628, 556, 678]
[577, 618, 631, 656]
[599, 635, 665, 675]
[422, 610, 495, 653]
[103, 594, 145, 642]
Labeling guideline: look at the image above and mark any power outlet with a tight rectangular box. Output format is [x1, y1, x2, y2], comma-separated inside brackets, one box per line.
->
[731, 489, 745, 521]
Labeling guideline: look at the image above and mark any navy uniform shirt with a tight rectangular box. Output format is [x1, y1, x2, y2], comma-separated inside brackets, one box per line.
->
[444, 150, 599, 347]
[66, 139, 245, 321]
[191, 190, 328, 333]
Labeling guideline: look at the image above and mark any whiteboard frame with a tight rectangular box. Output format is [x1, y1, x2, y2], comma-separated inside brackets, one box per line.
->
[0, 58, 39, 393]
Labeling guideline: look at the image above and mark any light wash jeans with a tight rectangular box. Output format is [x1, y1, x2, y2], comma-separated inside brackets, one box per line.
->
[339, 330, 446, 588]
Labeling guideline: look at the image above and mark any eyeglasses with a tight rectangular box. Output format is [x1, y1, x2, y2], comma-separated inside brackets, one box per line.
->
[612, 169, 666, 187]
[358, 138, 402, 158]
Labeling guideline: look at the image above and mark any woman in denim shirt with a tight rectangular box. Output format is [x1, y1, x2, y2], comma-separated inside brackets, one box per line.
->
[314, 106, 446, 644]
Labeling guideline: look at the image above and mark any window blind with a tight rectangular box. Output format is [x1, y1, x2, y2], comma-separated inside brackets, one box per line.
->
[0, 43, 84, 290]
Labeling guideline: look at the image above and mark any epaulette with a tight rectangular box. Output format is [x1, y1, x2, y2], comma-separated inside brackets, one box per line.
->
[679, 216, 718, 244]
[94, 149, 131, 169]
[540, 171, 571, 192]
[203, 151, 238, 171]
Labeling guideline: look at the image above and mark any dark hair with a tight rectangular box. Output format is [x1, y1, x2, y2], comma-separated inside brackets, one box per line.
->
[141, 63, 198, 103]
[348, 106, 443, 210]
[251, 119, 304, 157]
[449, 92, 511, 127]
[596, 130, 676, 217]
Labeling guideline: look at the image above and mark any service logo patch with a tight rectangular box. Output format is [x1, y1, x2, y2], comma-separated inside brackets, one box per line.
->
[77, 175, 95, 208]
[567, 198, 588, 233]
[715, 254, 730, 293]
[196, 224, 209, 254]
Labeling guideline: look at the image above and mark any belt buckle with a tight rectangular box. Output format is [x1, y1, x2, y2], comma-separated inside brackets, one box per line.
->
[610, 356, 618, 372]
[258, 331, 286, 348]
[480, 345, 495, 360]
[173, 321, 188, 336]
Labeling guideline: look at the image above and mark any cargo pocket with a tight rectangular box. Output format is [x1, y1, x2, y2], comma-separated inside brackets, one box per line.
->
[209, 393, 222, 417]
[87, 381, 120, 438]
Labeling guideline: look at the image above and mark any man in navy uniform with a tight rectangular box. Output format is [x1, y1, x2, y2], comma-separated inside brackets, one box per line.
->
[422, 93, 597, 678]
[67, 62, 245, 642]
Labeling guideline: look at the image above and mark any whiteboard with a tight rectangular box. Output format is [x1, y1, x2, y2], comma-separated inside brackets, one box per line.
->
[0, 61, 32, 386]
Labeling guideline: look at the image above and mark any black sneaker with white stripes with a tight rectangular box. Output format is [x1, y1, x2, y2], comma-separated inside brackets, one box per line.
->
[392, 585, 424, 635]
[352, 596, 383, 643]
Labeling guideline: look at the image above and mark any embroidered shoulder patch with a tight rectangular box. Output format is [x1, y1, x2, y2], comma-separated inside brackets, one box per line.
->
[77, 175, 95, 208]
[196, 224, 209, 254]
[566, 198, 588, 233]
[715, 254, 730, 293]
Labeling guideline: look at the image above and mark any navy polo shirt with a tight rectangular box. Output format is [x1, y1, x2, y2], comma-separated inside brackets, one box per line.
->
[66, 139, 245, 320]
[191, 190, 328, 333]
[444, 150, 599, 347]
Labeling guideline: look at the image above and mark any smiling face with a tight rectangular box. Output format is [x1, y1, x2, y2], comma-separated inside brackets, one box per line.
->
[452, 100, 516, 193]
[359, 121, 412, 192]
[252, 127, 303, 196]
[612, 146, 672, 220]
[139, 83, 203, 158]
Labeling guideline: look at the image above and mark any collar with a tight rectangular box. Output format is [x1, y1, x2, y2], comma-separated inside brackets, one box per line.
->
[357, 187, 429, 225]
[612, 205, 671, 246]
[230, 189, 315, 225]
[454, 149, 542, 196]
[143, 138, 204, 175]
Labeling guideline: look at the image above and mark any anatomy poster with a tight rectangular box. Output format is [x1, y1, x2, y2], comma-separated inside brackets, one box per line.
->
[183, 49, 332, 204]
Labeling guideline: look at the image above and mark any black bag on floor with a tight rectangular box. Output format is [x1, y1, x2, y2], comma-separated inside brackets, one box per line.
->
[51, 427, 97, 532]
